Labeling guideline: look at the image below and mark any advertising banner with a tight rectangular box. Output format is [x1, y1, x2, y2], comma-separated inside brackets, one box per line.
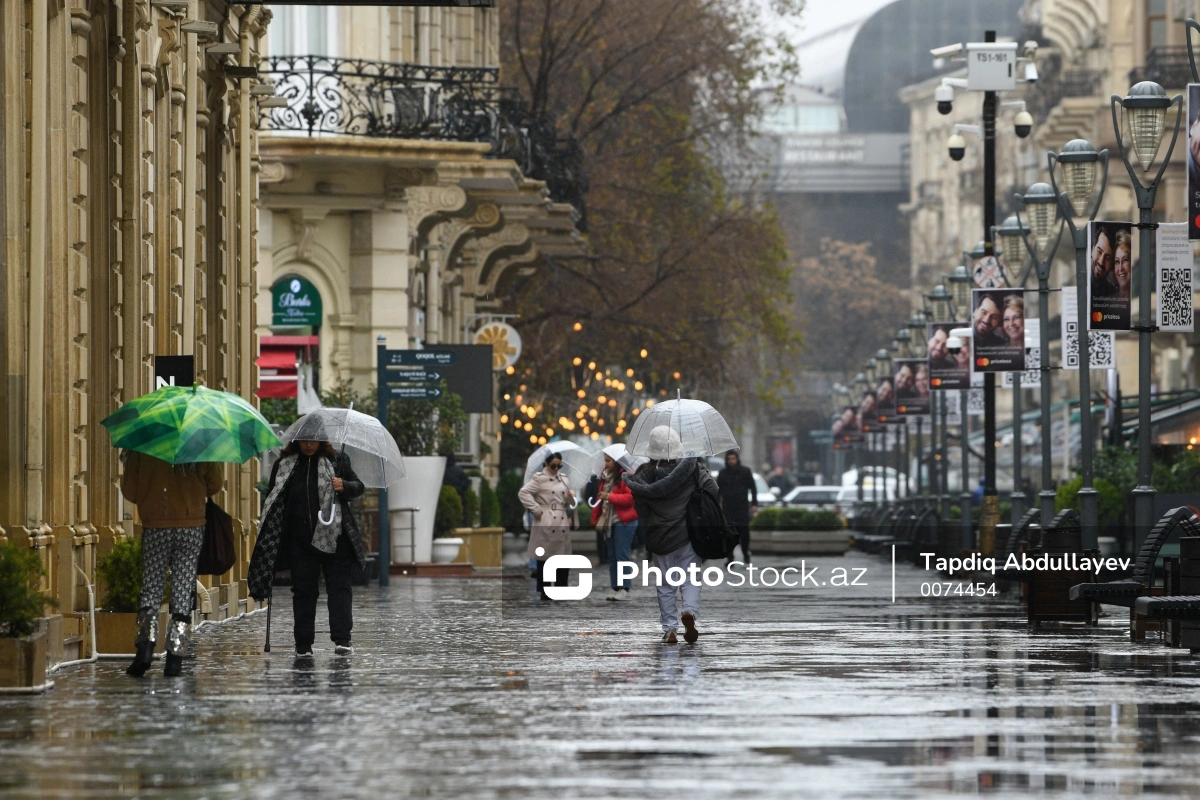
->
[1189, 84, 1200, 240]
[874, 375, 897, 425]
[857, 389, 878, 433]
[1087, 220, 1133, 330]
[894, 358, 931, 416]
[832, 406, 862, 448]
[971, 288, 1026, 372]
[1157, 221, 1195, 332]
[926, 321, 970, 390]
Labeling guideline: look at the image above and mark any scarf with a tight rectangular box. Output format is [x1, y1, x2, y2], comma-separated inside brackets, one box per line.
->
[261, 454, 340, 554]
[596, 469, 619, 535]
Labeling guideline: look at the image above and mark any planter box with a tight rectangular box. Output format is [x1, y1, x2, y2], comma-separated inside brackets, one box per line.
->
[453, 527, 504, 568]
[0, 630, 47, 689]
[388, 456, 446, 565]
[431, 537, 465, 564]
[94, 610, 168, 656]
[751, 530, 852, 556]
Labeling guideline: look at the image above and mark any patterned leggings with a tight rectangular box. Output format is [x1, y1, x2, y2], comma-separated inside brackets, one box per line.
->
[139, 526, 204, 615]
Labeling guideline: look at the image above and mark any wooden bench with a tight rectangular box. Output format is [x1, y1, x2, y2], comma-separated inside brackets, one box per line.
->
[994, 507, 1041, 583]
[1022, 510, 1098, 629]
[1134, 534, 1200, 649]
[1069, 507, 1200, 641]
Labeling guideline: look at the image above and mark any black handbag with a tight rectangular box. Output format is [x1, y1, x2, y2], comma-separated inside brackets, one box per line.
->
[198, 498, 236, 576]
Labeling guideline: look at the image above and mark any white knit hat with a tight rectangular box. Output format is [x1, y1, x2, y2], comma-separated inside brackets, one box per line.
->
[645, 425, 683, 460]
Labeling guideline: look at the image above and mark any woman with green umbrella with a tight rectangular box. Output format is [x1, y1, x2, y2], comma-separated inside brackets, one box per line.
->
[103, 384, 280, 677]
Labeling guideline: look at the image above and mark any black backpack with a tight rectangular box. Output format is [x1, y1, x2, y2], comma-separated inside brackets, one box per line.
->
[685, 468, 740, 560]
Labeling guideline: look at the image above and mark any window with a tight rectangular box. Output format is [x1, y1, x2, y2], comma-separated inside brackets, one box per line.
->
[268, 5, 338, 57]
[1147, 0, 1167, 50]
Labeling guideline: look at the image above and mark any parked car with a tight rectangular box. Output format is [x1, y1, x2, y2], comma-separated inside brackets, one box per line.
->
[781, 485, 841, 510]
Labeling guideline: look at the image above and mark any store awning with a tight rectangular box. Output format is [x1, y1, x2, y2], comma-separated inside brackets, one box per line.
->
[256, 350, 299, 369]
[256, 376, 297, 399]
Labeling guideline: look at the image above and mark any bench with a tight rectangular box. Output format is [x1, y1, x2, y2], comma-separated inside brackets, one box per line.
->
[994, 506, 1041, 582]
[1020, 509, 1099, 629]
[1131, 531, 1200, 648]
[1068, 508, 1200, 642]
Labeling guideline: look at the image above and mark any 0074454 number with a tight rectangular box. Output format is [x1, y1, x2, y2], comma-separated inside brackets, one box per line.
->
[920, 582, 997, 597]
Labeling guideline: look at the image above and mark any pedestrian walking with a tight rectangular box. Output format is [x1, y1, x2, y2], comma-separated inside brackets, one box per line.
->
[585, 472, 608, 564]
[119, 450, 223, 677]
[519, 452, 578, 599]
[249, 435, 367, 657]
[625, 426, 715, 644]
[717, 451, 757, 564]
[591, 450, 638, 600]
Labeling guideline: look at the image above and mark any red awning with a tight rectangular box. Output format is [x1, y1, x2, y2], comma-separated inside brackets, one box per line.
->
[256, 378, 297, 399]
[261, 335, 319, 347]
[256, 350, 298, 369]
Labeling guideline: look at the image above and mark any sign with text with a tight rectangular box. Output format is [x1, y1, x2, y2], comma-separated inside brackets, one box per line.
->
[378, 345, 492, 412]
[927, 321, 970, 390]
[894, 358, 931, 416]
[1157, 222, 1195, 332]
[971, 288, 1026, 372]
[271, 276, 323, 326]
[1087, 220, 1133, 330]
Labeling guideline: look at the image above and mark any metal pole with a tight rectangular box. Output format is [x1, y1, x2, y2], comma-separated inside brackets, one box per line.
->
[961, 388, 973, 550]
[1011, 372, 1025, 528]
[940, 392, 951, 521]
[916, 416, 925, 500]
[1071, 225, 1099, 546]
[903, 422, 911, 498]
[980, 30, 1000, 552]
[1038, 271, 1056, 524]
[929, 398, 938, 502]
[376, 337, 390, 587]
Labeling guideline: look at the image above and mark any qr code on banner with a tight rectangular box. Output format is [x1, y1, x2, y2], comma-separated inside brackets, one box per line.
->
[1160, 267, 1194, 330]
[1063, 322, 1114, 369]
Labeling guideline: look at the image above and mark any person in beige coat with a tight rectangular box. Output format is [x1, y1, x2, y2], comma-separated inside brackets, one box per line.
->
[519, 452, 578, 598]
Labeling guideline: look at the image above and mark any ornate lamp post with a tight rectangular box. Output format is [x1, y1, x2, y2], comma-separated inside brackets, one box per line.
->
[895, 329, 913, 498]
[908, 312, 931, 500]
[927, 285, 954, 520]
[996, 214, 1033, 527]
[853, 372, 869, 504]
[946, 266, 975, 548]
[1014, 182, 1065, 526]
[1047, 138, 1109, 547]
[874, 347, 894, 503]
[1110, 81, 1183, 547]
[864, 357, 879, 505]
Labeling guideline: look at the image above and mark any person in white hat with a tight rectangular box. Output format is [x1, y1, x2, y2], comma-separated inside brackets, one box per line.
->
[624, 425, 715, 643]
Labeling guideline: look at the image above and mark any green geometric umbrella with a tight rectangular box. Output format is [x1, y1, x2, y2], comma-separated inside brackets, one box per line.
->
[101, 384, 281, 464]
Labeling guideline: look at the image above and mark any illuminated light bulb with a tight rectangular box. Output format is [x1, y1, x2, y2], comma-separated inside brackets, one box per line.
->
[598, 395, 607, 404]
[608, 399, 617, 407]
[577, 390, 586, 399]
[573, 322, 583, 331]
[500, 415, 509, 424]
[646, 400, 655, 407]
[588, 362, 597, 370]
[538, 436, 547, 445]
[506, 366, 515, 375]
[590, 432, 600, 441]
[546, 429, 554, 437]
[673, 371, 681, 379]
[524, 422, 533, 432]
[529, 434, 538, 444]
[632, 408, 640, 416]
[640, 349, 648, 358]
[503, 393, 511, 400]
[634, 381, 643, 391]
[595, 372, 603, 381]
[626, 369, 635, 377]
[572, 357, 582, 366]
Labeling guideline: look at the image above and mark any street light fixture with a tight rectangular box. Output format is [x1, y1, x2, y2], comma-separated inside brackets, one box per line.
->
[1111, 80, 1184, 547]
[1014, 182, 1066, 526]
[947, 263, 973, 316]
[995, 215, 1031, 280]
[927, 284, 953, 322]
[1048, 137, 1109, 547]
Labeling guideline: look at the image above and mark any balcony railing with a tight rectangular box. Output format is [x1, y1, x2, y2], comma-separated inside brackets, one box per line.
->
[258, 56, 587, 227]
[1129, 46, 1194, 90]
[1026, 69, 1103, 125]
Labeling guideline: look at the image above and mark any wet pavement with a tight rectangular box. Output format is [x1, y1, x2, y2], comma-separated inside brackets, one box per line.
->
[5, 551, 1200, 798]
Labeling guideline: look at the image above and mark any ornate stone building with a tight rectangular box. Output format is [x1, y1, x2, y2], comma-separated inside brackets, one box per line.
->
[256, 4, 584, 479]
[0, 1, 270, 663]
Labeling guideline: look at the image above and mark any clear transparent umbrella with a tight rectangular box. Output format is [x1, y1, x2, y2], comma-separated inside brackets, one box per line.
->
[524, 441, 593, 492]
[591, 443, 648, 478]
[625, 397, 739, 460]
[281, 407, 406, 488]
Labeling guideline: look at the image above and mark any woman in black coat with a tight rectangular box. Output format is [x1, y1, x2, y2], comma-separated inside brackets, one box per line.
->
[249, 438, 366, 657]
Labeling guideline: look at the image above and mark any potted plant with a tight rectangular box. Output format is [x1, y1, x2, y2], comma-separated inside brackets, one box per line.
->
[431, 486, 465, 563]
[95, 537, 167, 656]
[0, 540, 49, 689]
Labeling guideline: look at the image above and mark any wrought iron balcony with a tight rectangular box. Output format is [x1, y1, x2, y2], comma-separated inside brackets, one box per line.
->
[258, 56, 587, 227]
[1129, 46, 1193, 90]
[1025, 69, 1102, 125]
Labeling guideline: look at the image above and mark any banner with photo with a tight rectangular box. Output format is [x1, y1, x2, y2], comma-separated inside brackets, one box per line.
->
[1190, 85, 1200, 240]
[1061, 289, 1116, 369]
[1086, 220, 1132, 330]
[1157, 222, 1195, 332]
[873, 376, 897, 425]
[831, 406, 863, 448]
[926, 322, 970, 390]
[894, 358, 931, 416]
[970, 288, 1026, 372]
[857, 389, 878, 433]
[1001, 318, 1041, 388]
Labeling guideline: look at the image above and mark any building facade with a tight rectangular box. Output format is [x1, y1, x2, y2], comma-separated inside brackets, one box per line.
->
[256, 4, 584, 481]
[0, 1, 270, 663]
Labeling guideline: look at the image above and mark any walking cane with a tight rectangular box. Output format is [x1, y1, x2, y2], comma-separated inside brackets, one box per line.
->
[264, 593, 272, 653]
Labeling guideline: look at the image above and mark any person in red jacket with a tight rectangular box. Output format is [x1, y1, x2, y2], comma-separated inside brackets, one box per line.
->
[592, 450, 639, 601]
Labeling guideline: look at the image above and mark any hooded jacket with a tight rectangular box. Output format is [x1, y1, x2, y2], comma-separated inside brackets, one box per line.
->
[626, 458, 716, 555]
[120, 451, 223, 528]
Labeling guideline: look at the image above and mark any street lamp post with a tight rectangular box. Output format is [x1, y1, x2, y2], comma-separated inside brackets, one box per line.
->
[853, 372, 868, 504]
[927, 284, 955, 521]
[875, 347, 894, 504]
[1047, 138, 1108, 548]
[864, 357, 879, 505]
[1013, 183, 1066, 526]
[946, 266, 974, 550]
[996, 214, 1033, 527]
[1110, 81, 1183, 547]
[907, 311, 930, 501]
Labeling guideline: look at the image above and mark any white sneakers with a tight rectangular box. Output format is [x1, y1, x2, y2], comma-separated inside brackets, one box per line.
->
[605, 589, 631, 601]
[334, 643, 354, 655]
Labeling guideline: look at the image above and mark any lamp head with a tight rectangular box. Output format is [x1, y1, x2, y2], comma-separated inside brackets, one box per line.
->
[947, 264, 972, 315]
[1055, 139, 1099, 216]
[1121, 81, 1171, 171]
[995, 214, 1030, 268]
[1021, 181, 1058, 252]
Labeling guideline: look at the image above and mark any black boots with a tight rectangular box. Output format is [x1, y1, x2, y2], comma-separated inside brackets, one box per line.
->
[163, 613, 191, 677]
[126, 607, 158, 677]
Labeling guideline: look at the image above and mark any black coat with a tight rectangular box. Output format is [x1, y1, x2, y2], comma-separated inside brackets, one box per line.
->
[717, 464, 757, 524]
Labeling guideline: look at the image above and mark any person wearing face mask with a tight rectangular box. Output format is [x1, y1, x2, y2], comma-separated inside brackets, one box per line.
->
[249, 431, 366, 657]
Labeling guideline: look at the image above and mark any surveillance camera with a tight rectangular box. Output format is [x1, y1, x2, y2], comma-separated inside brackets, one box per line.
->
[935, 84, 954, 115]
[1022, 40, 1039, 58]
[1014, 110, 1033, 138]
[930, 43, 964, 59]
[946, 335, 963, 355]
[1023, 62, 1038, 83]
[947, 133, 966, 161]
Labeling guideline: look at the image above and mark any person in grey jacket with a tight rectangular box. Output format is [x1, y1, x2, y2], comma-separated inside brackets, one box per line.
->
[625, 426, 716, 644]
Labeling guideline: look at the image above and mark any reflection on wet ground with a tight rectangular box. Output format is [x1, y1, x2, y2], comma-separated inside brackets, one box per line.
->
[5, 552, 1200, 798]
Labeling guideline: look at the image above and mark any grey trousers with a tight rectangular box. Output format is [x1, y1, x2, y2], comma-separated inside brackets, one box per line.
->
[140, 525, 204, 616]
